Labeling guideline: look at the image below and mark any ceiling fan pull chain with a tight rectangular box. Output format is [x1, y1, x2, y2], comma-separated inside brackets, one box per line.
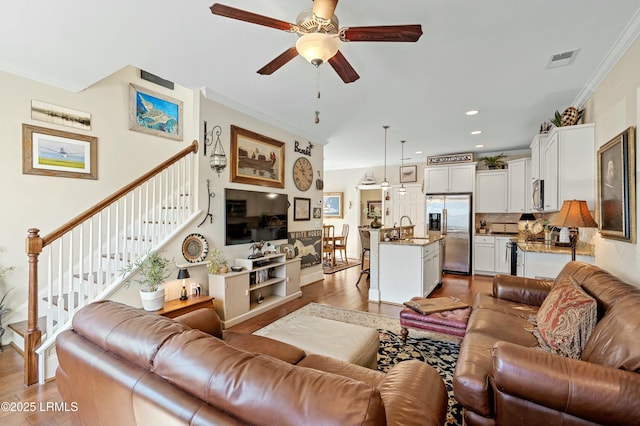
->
[315, 67, 321, 124]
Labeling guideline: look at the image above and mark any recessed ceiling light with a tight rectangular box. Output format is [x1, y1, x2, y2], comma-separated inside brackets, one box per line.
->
[471, 130, 482, 135]
[475, 144, 485, 148]
[465, 110, 479, 116]
[415, 150, 423, 155]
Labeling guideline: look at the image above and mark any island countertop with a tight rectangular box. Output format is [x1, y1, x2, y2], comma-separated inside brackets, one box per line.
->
[379, 235, 443, 247]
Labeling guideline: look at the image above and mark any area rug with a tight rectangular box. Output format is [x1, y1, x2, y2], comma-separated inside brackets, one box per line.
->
[322, 259, 361, 274]
[254, 303, 463, 426]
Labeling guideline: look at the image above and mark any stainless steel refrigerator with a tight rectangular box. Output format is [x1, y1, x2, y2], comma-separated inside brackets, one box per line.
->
[426, 193, 472, 275]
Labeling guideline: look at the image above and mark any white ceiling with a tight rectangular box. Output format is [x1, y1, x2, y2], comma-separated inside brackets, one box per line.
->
[2, 1, 639, 171]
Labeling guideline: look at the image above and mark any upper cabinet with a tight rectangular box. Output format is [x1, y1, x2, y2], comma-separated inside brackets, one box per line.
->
[541, 124, 595, 211]
[476, 170, 508, 213]
[507, 158, 531, 213]
[529, 134, 548, 182]
[424, 164, 476, 193]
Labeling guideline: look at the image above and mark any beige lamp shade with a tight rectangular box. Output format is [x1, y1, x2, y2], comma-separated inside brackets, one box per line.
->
[548, 200, 598, 229]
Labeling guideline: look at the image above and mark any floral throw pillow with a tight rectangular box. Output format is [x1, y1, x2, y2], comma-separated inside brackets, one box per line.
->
[533, 276, 597, 359]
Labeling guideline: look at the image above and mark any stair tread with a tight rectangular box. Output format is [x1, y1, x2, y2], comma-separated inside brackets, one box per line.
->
[8, 317, 47, 337]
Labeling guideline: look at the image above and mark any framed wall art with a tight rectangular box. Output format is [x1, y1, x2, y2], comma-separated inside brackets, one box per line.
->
[597, 126, 636, 242]
[293, 197, 311, 221]
[22, 124, 97, 180]
[31, 100, 91, 130]
[323, 192, 343, 218]
[400, 165, 417, 183]
[129, 83, 183, 141]
[230, 125, 285, 188]
[367, 200, 382, 218]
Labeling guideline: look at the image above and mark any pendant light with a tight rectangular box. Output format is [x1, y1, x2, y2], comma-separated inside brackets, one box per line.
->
[398, 140, 407, 195]
[381, 125, 390, 188]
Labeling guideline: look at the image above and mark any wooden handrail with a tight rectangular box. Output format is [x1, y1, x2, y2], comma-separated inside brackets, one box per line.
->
[42, 140, 198, 247]
[23, 139, 198, 385]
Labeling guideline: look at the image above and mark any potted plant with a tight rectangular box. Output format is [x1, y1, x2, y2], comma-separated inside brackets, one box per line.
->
[0, 250, 14, 347]
[206, 248, 228, 275]
[479, 153, 506, 169]
[121, 250, 171, 311]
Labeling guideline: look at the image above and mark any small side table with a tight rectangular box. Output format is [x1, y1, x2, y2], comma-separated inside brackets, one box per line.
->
[156, 295, 214, 318]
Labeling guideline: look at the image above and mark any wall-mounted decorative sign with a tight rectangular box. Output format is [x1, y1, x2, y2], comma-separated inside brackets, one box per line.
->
[31, 100, 91, 130]
[288, 229, 322, 268]
[231, 125, 285, 188]
[294, 140, 313, 156]
[22, 124, 97, 180]
[427, 153, 474, 165]
[129, 83, 183, 141]
[597, 126, 636, 242]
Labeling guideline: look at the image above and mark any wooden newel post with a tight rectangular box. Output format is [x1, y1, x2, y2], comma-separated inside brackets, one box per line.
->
[25, 228, 43, 386]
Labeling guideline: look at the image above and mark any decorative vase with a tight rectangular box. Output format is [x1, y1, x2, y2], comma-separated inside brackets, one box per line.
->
[218, 265, 228, 274]
[370, 217, 382, 228]
[139, 286, 165, 311]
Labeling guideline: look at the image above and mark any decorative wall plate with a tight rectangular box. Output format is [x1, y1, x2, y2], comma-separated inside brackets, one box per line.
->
[182, 233, 209, 263]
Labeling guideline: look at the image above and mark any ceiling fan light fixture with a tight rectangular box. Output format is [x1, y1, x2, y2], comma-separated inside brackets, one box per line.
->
[296, 33, 339, 66]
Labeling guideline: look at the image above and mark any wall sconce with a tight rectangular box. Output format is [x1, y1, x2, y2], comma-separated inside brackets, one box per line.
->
[204, 121, 227, 177]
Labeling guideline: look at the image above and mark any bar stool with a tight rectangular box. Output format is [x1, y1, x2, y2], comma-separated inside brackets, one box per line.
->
[356, 227, 370, 286]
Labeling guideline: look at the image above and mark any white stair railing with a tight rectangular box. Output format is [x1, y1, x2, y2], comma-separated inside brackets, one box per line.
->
[24, 141, 199, 385]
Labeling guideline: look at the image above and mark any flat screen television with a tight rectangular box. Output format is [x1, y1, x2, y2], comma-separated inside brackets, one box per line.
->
[225, 188, 288, 246]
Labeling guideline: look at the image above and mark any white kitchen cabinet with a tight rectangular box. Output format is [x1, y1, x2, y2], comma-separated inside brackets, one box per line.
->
[475, 170, 508, 213]
[424, 164, 475, 193]
[209, 253, 301, 327]
[541, 124, 595, 211]
[378, 240, 441, 304]
[507, 158, 531, 213]
[529, 134, 548, 182]
[520, 250, 594, 279]
[390, 184, 425, 235]
[473, 235, 495, 274]
[494, 236, 512, 274]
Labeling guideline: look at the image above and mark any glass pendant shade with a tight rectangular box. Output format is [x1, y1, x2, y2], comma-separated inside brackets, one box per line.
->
[296, 33, 339, 66]
[210, 139, 227, 177]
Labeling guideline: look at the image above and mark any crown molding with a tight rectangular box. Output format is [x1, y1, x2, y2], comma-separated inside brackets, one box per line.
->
[573, 8, 640, 107]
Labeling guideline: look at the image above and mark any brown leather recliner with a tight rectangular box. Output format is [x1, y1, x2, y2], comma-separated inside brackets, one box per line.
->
[56, 300, 448, 426]
[453, 261, 640, 426]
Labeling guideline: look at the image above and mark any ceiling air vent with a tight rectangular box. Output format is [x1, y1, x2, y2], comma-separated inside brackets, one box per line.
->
[547, 49, 579, 69]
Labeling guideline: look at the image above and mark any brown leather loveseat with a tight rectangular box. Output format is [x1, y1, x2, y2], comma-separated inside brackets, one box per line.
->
[453, 261, 640, 425]
[56, 300, 448, 426]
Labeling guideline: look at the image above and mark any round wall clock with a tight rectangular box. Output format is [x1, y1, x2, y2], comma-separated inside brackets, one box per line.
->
[293, 157, 313, 191]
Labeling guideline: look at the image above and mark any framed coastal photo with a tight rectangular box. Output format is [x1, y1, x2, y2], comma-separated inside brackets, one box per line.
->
[400, 165, 417, 183]
[22, 124, 97, 180]
[129, 83, 183, 141]
[597, 126, 636, 242]
[367, 200, 382, 218]
[293, 197, 311, 221]
[323, 192, 343, 218]
[230, 125, 285, 188]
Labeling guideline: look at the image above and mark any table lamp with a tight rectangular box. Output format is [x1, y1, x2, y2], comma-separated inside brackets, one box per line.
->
[548, 200, 597, 261]
[177, 268, 190, 300]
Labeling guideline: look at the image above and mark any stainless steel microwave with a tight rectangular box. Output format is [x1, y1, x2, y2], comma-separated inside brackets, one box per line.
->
[532, 179, 544, 211]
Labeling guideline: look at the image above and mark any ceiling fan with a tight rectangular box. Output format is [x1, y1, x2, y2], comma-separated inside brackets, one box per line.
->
[210, 0, 423, 83]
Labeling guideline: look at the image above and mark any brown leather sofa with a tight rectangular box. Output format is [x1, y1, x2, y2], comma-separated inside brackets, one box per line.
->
[453, 261, 640, 426]
[56, 300, 448, 426]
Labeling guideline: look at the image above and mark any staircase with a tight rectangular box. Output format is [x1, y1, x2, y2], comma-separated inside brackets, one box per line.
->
[18, 141, 199, 385]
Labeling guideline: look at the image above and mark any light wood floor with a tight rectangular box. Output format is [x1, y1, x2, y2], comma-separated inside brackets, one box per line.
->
[0, 262, 492, 425]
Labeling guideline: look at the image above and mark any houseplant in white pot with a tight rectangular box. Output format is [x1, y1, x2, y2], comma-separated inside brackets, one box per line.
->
[121, 250, 171, 311]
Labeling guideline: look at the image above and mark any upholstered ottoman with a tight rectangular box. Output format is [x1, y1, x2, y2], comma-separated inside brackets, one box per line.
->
[400, 297, 471, 342]
[258, 315, 380, 369]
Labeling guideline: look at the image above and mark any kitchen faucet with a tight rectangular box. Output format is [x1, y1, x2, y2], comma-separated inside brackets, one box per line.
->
[400, 215, 413, 237]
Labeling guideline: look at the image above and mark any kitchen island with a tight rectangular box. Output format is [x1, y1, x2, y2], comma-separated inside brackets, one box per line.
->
[374, 235, 444, 305]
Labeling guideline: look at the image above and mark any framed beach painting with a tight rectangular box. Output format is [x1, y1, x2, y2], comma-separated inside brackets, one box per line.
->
[597, 126, 636, 242]
[129, 83, 183, 141]
[230, 125, 285, 188]
[22, 124, 97, 180]
[323, 192, 343, 218]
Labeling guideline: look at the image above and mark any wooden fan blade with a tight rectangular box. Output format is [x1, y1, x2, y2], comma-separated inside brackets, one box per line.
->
[257, 47, 299, 75]
[328, 51, 360, 84]
[342, 25, 423, 42]
[210, 3, 294, 31]
[312, 0, 338, 20]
